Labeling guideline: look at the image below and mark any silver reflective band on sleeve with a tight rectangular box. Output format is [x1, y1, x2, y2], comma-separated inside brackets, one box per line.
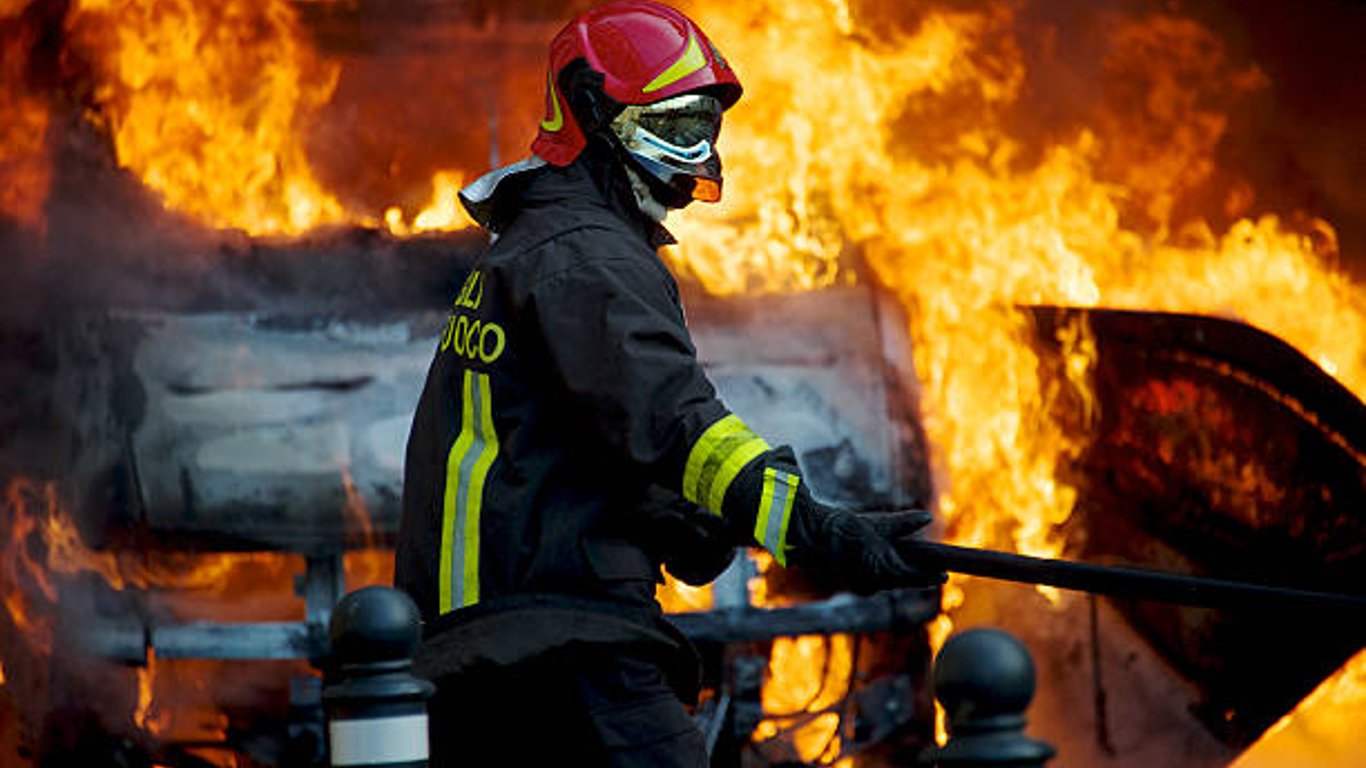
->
[755, 468, 798, 566]
[329, 714, 430, 766]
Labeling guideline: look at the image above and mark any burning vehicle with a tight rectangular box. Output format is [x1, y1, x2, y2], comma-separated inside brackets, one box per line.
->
[0, 0, 1364, 766]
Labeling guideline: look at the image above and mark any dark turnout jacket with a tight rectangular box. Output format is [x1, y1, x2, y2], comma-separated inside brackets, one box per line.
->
[395, 153, 790, 687]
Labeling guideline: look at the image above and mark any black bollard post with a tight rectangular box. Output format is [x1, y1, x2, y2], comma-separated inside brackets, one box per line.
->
[922, 628, 1056, 767]
[323, 586, 436, 768]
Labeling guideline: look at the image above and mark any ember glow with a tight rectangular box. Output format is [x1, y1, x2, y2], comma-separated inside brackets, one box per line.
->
[0, 5, 50, 229]
[0, 478, 307, 762]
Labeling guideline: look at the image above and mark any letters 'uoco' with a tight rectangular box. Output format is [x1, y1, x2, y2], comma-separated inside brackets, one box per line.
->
[441, 271, 506, 364]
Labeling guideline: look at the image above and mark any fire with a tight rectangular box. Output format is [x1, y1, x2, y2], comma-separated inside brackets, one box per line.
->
[668, 0, 1366, 759]
[383, 171, 476, 236]
[134, 652, 159, 735]
[1, 478, 130, 651]
[754, 634, 855, 768]
[0, 0, 1360, 761]
[655, 571, 714, 614]
[668, 1, 1366, 556]
[64, 0, 346, 236]
[1232, 650, 1366, 768]
[0, 0, 480, 237]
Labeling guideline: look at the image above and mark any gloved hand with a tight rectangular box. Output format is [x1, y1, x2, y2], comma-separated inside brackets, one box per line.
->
[785, 495, 946, 594]
[636, 489, 740, 586]
[655, 507, 740, 586]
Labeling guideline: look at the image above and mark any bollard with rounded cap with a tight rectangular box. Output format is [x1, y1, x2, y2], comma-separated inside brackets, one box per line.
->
[323, 586, 436, 768]
[922, 628, 1056, 767]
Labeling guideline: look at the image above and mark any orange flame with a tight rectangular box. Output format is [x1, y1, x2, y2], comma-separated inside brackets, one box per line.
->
[339, 465, 396, 591]
[671, 0, 1366, 557]
[655, 571, 714, 614]
[670, 0, 1366, 758]
[1, 478, 130, 651]
[41, 0, 478, 238]
[383, 171, 475, 236]
[1232, 650, 1366, 767]
[65, 0, 345, 235]
[134, 651, 159, 735]
[754, 634, 855, 767]
[683, 1, 1268, 559]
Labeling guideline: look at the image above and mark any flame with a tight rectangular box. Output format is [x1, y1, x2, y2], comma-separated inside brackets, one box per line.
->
[2, 0, 480, 237]
[338, 465, 400, 591]
[670, 0, 1366, 562]
[655, 571, 714, 614]
[63, 0, 345, 236]
[1232, 650, 1366, 767]
[675, 0, 1366, 549]
[754, 634, 854, 767]
[134, 651, 159, 735]
[383, 171, 475, 236]
[667, 0, 1366, 759]
[1, 478, 131, 652]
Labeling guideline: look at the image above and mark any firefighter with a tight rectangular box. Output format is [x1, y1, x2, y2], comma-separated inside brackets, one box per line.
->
[394, 2, 942, 764]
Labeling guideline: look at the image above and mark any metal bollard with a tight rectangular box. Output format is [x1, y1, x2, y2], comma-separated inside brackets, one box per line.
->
[922, 628, 1056, 767]
[323, 587, 436, 768]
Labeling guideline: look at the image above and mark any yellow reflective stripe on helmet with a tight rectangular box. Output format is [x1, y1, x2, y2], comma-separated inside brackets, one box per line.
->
[439, 370, 499, 614]
[540, 70, 564, 132]
[683, 414, 769, 516]
[642, 31, 706, 94]
[755, 468, 798, 566]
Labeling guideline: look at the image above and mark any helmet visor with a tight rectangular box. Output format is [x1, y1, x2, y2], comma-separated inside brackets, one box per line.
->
[636, 94, 723, 149]
[613, 93, 726, 205]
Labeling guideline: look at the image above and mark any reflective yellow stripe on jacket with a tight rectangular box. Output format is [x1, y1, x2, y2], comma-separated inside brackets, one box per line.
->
[683, 414, 769, 517]
[439, 370, 499, 614]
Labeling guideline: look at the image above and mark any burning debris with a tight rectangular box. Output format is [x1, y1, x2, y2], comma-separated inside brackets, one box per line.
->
[0, 0, 1364, 766]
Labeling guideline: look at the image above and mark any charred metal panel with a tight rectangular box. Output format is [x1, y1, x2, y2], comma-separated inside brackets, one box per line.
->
[1031, 306, 1366, 746]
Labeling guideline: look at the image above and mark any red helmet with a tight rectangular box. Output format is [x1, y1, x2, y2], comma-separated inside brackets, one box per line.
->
[531, 1, 742, 168]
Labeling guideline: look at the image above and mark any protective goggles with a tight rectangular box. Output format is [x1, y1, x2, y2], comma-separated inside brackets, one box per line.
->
[612, 93, 725, 204]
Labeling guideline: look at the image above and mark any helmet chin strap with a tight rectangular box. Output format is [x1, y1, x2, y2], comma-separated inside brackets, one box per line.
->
[624, 164, 670, 223]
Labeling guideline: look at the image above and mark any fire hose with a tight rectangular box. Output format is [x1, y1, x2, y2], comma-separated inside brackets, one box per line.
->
[896, 538, 1366, 612]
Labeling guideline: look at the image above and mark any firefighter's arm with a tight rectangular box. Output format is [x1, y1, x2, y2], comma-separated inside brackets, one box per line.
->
[635, 488, 740, 586]
[527, 242, 940, 590]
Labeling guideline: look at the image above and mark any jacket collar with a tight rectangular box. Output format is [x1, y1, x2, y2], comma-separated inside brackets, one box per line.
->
[459, 149, 676, 249]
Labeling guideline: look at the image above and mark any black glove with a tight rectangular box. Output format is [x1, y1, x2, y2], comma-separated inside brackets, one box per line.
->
[715, 445, 945, 594]
[636, 489, 740, 586]
[785, 494, 946, 595]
